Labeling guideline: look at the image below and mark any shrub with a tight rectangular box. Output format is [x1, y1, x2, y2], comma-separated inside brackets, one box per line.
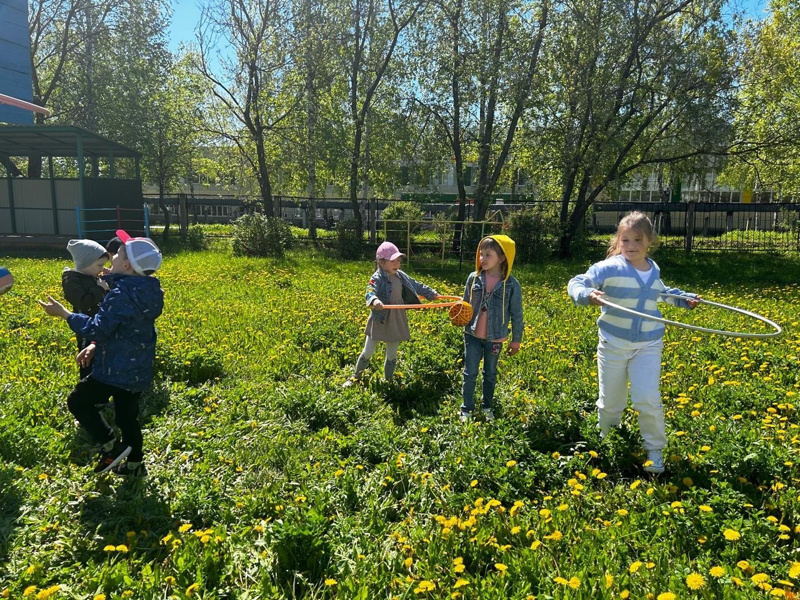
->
[336, 219, 363, 259]
[381, 200, 424, 223]
[155, 345, 225, 385]
[185, 224, 209, 251]
[231, 213, 294, 257]
[508, 207, 560, 262]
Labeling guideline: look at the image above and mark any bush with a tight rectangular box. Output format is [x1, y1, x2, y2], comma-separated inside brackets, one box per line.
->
[508, 207, 559, 262]
[381, 200, 424, 223]
[155, 345, 225, 385]
[185, 224, 209, 251]
[231, 213, 294, 257]
[336, 219, 363, 259]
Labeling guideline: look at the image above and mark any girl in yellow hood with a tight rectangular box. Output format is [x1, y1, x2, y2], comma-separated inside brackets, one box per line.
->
[460, 235, 524, 421]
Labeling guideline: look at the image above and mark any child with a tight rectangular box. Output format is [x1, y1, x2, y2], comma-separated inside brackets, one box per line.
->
[38, 230, 164, 476]
[568, 211, 699, 474]
[62, 239, 111, 380]
[460, 235, 523, 420]
[344, 241, 439, 387]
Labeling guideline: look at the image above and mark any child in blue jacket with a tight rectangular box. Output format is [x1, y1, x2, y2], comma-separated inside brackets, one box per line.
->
[460, 235, 524, 421]
[39, 230, 164, 476]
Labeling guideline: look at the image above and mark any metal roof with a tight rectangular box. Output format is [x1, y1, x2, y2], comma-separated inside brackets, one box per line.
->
[0, 125, 140, 158]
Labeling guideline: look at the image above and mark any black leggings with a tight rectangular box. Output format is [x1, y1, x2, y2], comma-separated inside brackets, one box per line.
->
[67, 377, 143, 462]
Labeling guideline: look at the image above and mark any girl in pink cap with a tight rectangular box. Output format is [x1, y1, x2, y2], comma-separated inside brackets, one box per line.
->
[344, 241, 439, 386]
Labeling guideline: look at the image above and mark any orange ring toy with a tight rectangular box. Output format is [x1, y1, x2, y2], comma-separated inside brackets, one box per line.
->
[373, 295, 473, 326]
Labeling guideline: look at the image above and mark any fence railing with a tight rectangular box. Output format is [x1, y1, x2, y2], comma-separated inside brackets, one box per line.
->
[76, 205, 150, 243]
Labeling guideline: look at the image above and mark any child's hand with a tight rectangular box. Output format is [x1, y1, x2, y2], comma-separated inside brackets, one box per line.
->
[77, 343, 96, 367]
[589, 290, 606, 306]
[97, 279, 110, 291]
[507, 342, 521, 356]
[37, 296, 71, 319]
[687, 295, 701, 309]
[370, 300, 384, 310]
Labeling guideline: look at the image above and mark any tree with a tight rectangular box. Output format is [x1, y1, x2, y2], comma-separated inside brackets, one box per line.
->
[719, 0, 800, 197]
[409, 0, 549, 250]
[195, 0, 301, 216]
[524, 0, 737, 256]
[339, 0, 425, 241]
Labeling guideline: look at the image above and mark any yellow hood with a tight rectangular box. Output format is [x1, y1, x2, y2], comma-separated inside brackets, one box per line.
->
[475, 234, 516, 281]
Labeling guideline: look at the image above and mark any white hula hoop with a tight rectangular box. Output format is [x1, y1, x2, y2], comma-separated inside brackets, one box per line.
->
[596, 292, 782, 338]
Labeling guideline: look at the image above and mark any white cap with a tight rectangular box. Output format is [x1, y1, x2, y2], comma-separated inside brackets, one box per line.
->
[116, 229, 162, 275]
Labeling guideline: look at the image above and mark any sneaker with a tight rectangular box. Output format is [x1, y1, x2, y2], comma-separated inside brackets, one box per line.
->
[93, 442, 131, 474]
[459, 410, 472, 422]
[112, 460, 147, 477]
[643, 449, 665, 474]
[482, 408, 495, 421]
[342, 376, 361, 388]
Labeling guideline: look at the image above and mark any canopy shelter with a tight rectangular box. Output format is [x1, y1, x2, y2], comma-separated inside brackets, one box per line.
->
[0, 125, 145, 241]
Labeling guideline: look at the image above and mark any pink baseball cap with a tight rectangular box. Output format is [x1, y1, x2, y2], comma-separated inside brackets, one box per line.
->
[376, 241, 405, 261]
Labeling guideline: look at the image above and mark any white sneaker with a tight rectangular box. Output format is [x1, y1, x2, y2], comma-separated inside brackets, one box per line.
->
[342, 377, 360, 388]
[482, 408, 494, 421]
[459, 410, 472, 422]
[643, 450, 665, 474]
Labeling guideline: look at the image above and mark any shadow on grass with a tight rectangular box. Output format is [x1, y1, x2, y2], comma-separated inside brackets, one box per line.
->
[0, 465, 23, 569]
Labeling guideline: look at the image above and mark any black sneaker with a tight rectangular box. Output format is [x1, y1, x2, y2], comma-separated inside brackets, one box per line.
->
[112, 460, 147, 477]
[93, 443, 131, 474]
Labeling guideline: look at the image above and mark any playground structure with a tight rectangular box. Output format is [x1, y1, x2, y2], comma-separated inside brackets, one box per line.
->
[0, 125, 147, 242]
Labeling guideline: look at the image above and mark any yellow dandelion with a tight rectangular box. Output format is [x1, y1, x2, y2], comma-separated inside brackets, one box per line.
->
[544, 530, 562, 541]
[699, 505, 713, 512]
[103, 545, 116, 552]
[178, 523, 193, 533]
[723, 529, 741, 541]
[414, 580, 435, 593]
[115, 544, 128, 553]
[709, 566, 725, 578]
[325, 579, 337, 586]
[752, 573, 770, 585]
[506, 460, 517, 468]
[554, 577, 568, 585]
[657, 594, 676, 600]
[568, 577, 580, 589]
[453, 579, 469, 589]
[686, 573, 706, 590]
[93, 595, 107, 600]
[605, 573, 614, 589]
[186, 583, 200, 597]
[737, 560, 752, 572]
[23, 588, 37, 598]
[630, 561, 643, 574]
[495, 563, 508, 573]
[789, 562, 800, 579]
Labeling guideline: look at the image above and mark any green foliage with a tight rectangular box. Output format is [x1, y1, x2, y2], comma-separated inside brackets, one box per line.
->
[1, 249, 800, 599]
[336, 219, 363, 259]
[508, 207, 560, 262]
[231, 214, 294, 258]
[381, 201, 425, 223]
[185, 225, 210, 251]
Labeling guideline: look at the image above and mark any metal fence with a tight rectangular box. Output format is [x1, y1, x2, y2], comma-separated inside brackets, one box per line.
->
[590, 202, 800, 253]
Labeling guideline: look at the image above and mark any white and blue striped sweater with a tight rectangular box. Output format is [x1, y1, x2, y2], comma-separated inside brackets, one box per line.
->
[568, 255, 696, 343]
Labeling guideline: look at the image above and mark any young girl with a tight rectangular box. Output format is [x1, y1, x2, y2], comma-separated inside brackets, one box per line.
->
[568, 212, 699, 474]
[460, 235, 524, 420]
[344, 241, 439, 386]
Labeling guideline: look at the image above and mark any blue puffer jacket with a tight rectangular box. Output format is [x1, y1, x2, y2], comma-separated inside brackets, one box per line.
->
[67, 273, 164, 392]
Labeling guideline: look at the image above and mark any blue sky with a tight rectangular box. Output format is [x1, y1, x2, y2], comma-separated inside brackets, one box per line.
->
[167, 0, 772, 53]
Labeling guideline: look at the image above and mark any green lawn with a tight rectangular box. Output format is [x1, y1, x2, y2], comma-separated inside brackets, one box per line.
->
[0, 247, 798, 599]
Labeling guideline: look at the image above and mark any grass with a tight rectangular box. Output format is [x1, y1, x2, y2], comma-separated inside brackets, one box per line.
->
[0, 246, 798, 599]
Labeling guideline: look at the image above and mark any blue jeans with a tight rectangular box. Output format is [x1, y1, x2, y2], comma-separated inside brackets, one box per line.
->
[461, 334, 503, 413]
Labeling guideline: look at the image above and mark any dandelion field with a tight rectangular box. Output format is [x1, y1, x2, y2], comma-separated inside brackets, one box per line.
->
[0, 247, 799, 599]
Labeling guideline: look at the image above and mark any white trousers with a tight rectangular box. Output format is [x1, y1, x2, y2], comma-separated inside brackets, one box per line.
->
[360, 336, 399, 361]
[596, 338, 666, 451]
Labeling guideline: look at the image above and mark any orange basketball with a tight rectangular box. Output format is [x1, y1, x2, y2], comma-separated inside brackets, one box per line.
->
[449, 301, 473, 327]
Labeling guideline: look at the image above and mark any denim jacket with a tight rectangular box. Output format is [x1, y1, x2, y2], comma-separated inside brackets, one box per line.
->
[463, 272, 524, 343]
[365, 268, 438, 324]
[67, 273, 164, 392]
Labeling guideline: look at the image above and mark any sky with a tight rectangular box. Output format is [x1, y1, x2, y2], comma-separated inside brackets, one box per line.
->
[167, 0, 773, 53]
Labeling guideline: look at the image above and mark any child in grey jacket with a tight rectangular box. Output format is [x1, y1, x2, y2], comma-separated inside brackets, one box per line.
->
[344, 241, 439, 386]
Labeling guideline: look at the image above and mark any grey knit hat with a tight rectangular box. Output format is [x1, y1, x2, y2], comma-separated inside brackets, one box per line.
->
[67, 239, 109, 271]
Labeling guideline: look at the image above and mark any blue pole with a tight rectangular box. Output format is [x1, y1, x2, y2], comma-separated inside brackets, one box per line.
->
[75, 206, 83, 237]
[143, 203, 150, 237]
